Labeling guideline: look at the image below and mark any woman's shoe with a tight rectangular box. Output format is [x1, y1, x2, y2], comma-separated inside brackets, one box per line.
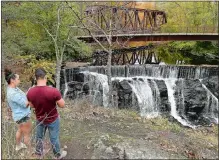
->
[15, 142, 27, 151]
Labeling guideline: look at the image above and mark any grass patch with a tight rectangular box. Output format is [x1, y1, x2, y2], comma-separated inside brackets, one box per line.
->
[114, 108, 140, 119]
[144, 117, 182, 133]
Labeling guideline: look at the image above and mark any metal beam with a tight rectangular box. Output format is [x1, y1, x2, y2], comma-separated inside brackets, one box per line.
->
[78, 33, 219, 42]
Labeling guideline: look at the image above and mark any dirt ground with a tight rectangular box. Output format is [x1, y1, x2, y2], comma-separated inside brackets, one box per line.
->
[1, 98, 218, 159]
[58, 100, 218, 159]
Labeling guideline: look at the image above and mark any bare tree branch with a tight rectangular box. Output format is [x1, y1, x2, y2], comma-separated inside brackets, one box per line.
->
[61, 29, 71, 60]
[86, 18, 111, 44]
[42, 25, 59, 59]
[55, 5, 62, 41]
[66, 1, 109, 53]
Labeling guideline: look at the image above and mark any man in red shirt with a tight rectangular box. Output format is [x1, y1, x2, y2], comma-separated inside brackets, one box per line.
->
[27, 68, 67, 159]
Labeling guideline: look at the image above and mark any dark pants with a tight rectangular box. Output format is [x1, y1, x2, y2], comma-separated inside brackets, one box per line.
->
[35, 118, 61, 157]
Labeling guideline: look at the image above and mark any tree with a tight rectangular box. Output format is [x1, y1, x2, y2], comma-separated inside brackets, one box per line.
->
[66, 2, 137, 107]
[154, 2, 218, 65]
[156, 2, 218, 33]
[2, 2, 92, 90]
[155, 41, 219, 65]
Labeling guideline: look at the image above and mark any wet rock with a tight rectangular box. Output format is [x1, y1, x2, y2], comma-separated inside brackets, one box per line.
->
[202, 76, 218, 98]
[119, 80, 132, 92]
[155, 80, 171, 112]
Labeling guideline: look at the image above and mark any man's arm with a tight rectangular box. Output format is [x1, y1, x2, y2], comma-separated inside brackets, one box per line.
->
[56, 98, 65, 108]
[54, 88, 65, 108]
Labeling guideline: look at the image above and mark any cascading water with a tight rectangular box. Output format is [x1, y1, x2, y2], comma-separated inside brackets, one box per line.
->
[63, 69, 68, 99]
[61, 64, 218, 127]
[201, 83, 218, 124]
[151, 79, 161, 113]
[177, 79, 186, 119]
[82, 71, 109, 107]
[164, 79, 195, 128]
[127, 77, 159, 118]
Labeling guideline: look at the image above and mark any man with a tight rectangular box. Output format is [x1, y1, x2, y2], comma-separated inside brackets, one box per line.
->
[27, 68, 67, 159]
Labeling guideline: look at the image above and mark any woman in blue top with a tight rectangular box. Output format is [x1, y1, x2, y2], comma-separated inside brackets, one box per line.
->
[5, 68, 32, 151]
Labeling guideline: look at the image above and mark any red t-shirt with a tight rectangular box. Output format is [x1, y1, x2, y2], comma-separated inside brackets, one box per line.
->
[27, 86, 62, 124]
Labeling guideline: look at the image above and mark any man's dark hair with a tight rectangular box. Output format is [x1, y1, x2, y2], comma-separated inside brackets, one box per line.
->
[35, 68, 47, 80]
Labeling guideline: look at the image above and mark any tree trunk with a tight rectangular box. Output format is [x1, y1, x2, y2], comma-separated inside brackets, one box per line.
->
[107, 15, 113, 107]
[55, 59, 62, 90]
[107, 48, 112, 107]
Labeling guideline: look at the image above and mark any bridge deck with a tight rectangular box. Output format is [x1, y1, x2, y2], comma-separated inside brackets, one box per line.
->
[77, 33, 219, 42]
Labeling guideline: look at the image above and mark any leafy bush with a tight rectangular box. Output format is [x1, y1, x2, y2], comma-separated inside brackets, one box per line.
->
[14, 55, 56, 86]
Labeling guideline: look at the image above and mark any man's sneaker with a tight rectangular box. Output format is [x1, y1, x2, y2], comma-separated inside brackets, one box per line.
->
[56, 150, 67, 159]
[15, 142, 27, 151]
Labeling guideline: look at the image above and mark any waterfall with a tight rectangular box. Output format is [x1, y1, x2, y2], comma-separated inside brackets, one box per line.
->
[165, 79, 195, 128]
[201, 83, 218, 124]
[179, 79, 186, 118]
[61, 64, 218, 127]
[63, 65, 218, 79]
[63, 70, 68, 99]
[83, 71, 109, 107]
[128, 77, 159, 118]
[169, 66, 179, 78]
[194, 67, 201, 79]
[151, 79, 161, 113]
[111, 65, 126, 77]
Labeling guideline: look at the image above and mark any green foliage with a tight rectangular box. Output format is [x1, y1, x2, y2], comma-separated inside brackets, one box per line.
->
[157, 2, 218, 33]
[13, 55, 56, 85]
[30, 60, 56, 85]
[156, 41, 219, 65]
[64, 37, 93, 61]
[2, 2, 92, 63]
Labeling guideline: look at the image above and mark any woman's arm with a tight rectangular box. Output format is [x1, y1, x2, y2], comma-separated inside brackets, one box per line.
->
[11, 92, 29, 108]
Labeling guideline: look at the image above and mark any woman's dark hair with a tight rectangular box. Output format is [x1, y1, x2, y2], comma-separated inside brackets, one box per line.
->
[4, 68, 16, 84]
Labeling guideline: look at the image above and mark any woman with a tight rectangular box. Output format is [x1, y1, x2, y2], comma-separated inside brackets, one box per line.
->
[5, 68, 32, 151]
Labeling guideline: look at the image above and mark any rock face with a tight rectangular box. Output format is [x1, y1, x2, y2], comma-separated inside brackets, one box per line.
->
[60, 65, 218, 126]
[175, 79, 210, 125]
[154, 79, 171, 113]
[202, 76, 218, 98]
[113, 80, 138, 111]
[91, 134, 186, 159]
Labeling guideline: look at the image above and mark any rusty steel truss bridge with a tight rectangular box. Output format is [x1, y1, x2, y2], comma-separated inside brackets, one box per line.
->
[77, 5, 218, 42]
[93, 45, 160, 65]
[73, 5, 218, 65]
[69, 44, 160, 65]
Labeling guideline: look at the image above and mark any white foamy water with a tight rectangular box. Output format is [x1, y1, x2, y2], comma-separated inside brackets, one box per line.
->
[201, 83, 218, 124]
[151, 79, 161, 114]
[164, 79, 195, 128]
[90, 72, 109, 107]
[82, 71, 109, 107]
[127, 78, 159, 118]
[63, 70, 68, 99]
